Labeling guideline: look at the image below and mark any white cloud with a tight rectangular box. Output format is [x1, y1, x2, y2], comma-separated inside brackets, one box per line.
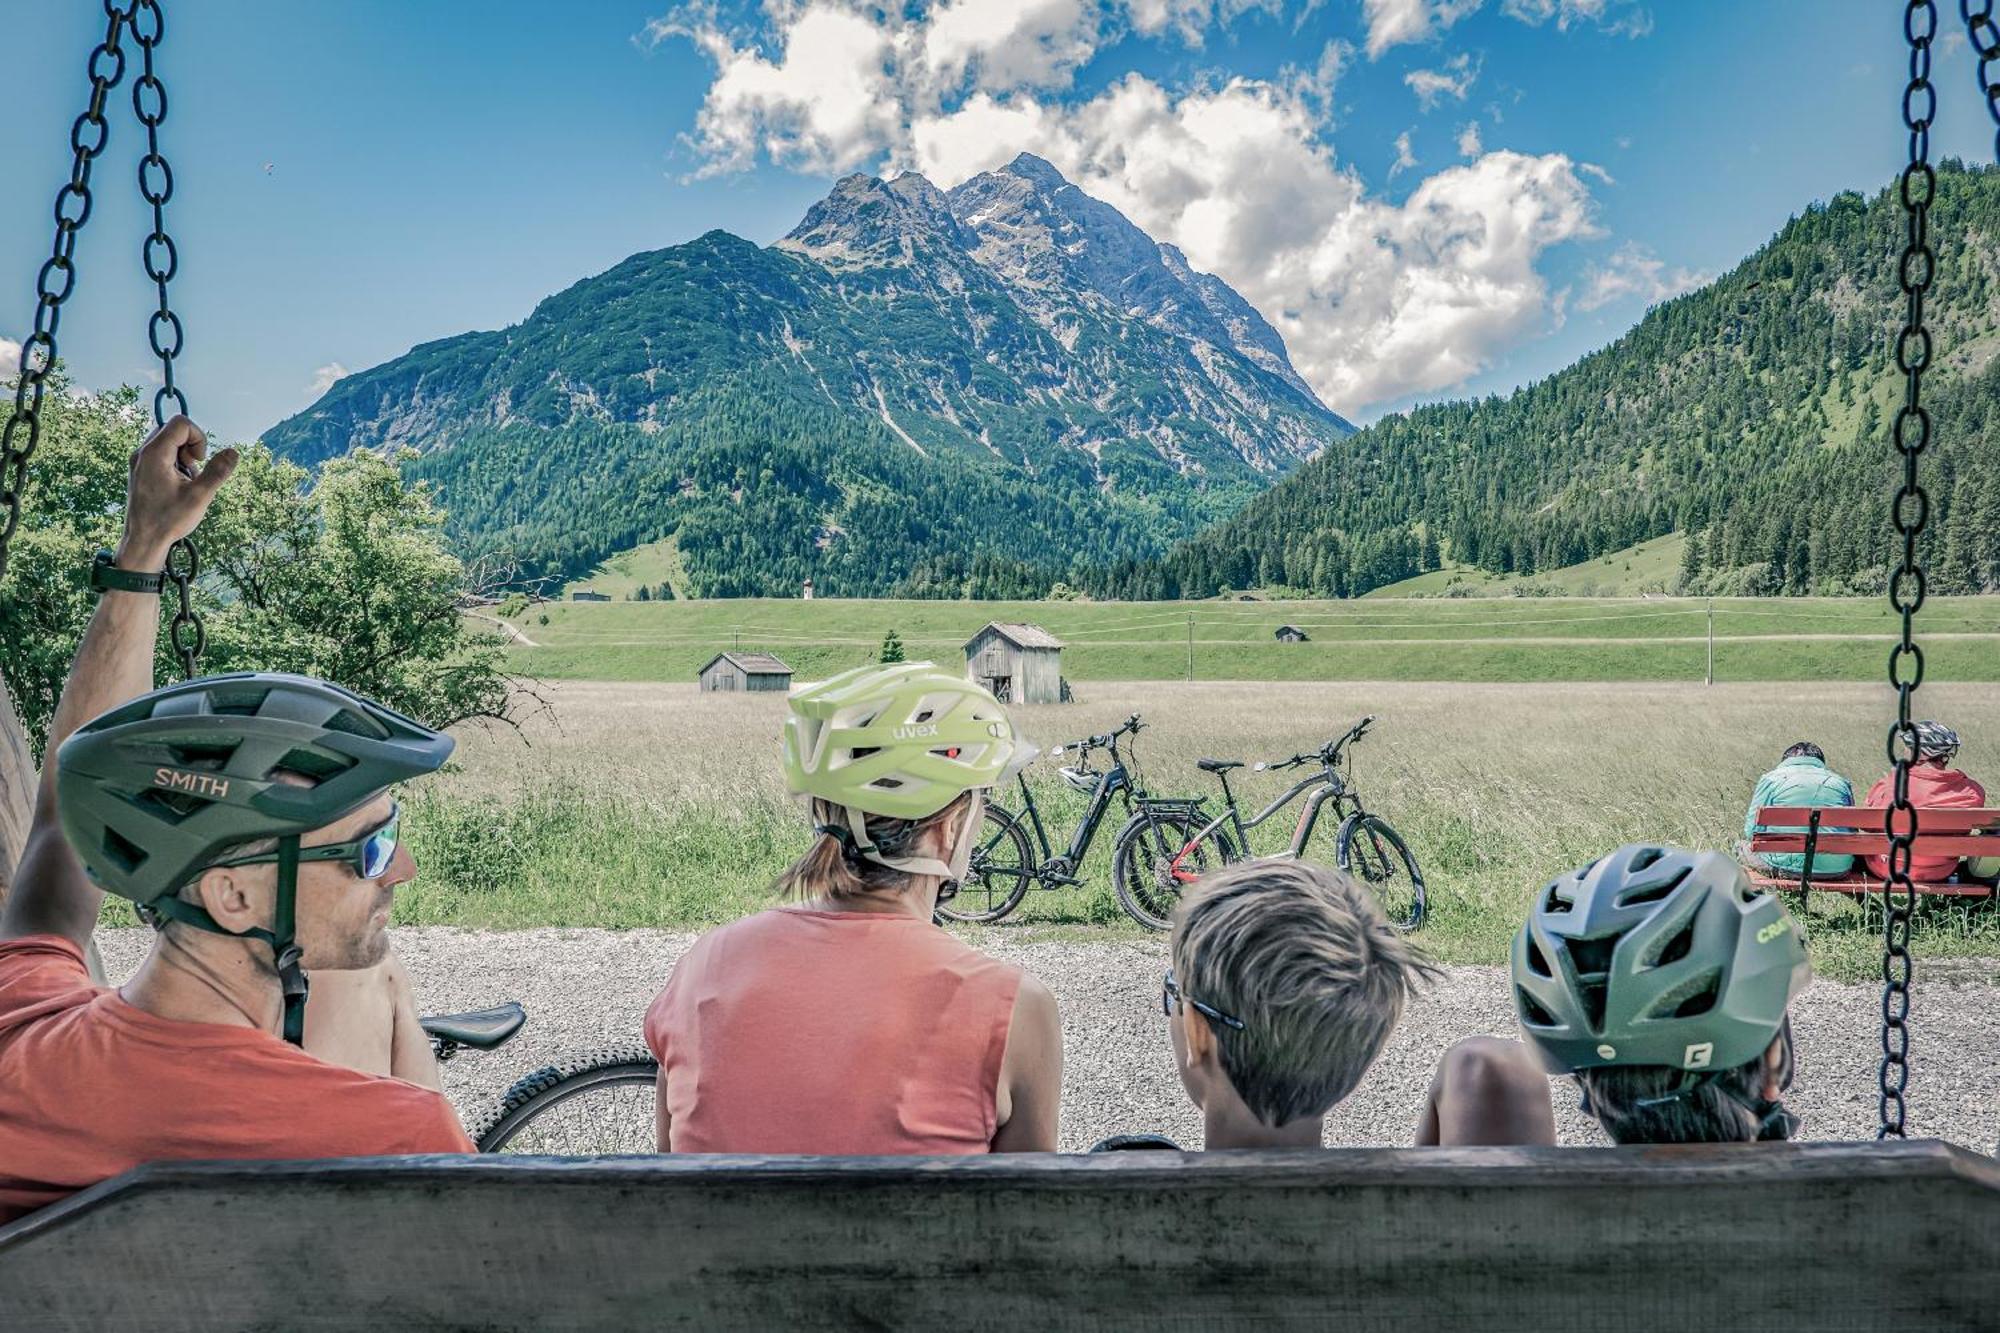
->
[1456, 121, 1482, 157]
[1389, 129, 1420, 178]
[0, 337, 19, 381]
[1404, 52, 1479, 109]
[1362, 0, 1483, 57]
[924, 0, 1101, 93]
[1576, 241, 1706, 312]
[1365, 0, 1651, 54]
[1128, 0, 1283, 44]
[1499, 0, 1652, 37]
[659, 3, 1607, 415]
[308, 362, 351, 397]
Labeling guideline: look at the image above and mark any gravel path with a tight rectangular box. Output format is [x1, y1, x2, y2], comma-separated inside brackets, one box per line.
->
[96, 927, 2000, 1153]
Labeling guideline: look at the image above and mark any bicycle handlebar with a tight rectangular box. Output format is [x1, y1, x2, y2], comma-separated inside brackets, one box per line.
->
[1253, 717, 1376, 772]
[1051, 714, 1145, 758]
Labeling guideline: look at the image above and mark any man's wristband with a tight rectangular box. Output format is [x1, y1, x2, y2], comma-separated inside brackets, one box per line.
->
[88, 549, 167, 596]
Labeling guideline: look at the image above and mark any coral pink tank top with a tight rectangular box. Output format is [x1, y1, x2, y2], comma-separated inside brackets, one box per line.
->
[644, 908, 1024, 1155]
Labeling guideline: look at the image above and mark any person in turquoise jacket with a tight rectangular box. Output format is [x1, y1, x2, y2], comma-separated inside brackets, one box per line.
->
[1741, 742, 1855, 876]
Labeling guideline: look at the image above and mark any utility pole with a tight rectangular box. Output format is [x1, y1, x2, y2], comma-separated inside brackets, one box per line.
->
[734, 625, 741, 652]
[1705, 598, 1714, 687]
[1186, 614, 1194, 682]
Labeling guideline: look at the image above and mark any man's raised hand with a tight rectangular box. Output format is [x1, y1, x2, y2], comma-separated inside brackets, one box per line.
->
[115, 415, 238, 572]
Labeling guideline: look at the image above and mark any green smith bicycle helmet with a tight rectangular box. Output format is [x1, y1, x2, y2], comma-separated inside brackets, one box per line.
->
[1511, 844, 1809, 1077]
[782, 662, 1033, 882]
[58, 672, 453, 1042]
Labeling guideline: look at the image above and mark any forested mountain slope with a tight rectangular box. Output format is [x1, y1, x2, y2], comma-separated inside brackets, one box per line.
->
[1092, 163, 2000, 600]
[263, 155, 1353, 594]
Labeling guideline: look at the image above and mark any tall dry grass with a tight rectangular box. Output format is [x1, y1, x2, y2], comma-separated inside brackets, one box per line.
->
[400, 679, 2000, 975]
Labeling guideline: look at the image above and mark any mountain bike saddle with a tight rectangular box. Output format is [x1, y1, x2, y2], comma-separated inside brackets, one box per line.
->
[419, 1002, 527, 1050]
[1197, 758, 1244, 773]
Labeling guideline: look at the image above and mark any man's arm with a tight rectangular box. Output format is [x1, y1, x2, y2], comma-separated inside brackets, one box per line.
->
[0, 417, 236, 947]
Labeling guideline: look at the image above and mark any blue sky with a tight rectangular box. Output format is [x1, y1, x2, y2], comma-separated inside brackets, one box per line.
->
[3, 0, 1995, 445]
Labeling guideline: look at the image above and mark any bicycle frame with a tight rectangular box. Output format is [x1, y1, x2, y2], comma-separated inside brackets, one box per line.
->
[1008, 760, 1134, 878]
[1173, 765, 1364, 882]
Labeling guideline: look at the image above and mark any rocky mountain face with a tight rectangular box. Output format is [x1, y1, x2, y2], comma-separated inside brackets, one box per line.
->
[262, 155, 1351, 591]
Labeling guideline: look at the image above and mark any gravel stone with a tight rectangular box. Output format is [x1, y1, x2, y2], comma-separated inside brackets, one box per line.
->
[94, 927, 2000, 1152]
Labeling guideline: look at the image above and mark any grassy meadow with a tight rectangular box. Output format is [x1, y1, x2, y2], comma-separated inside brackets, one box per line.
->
[396, 678, 2000, 980]
[494, 594, 2000, 686]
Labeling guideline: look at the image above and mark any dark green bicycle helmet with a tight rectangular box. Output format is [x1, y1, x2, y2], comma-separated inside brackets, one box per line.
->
[1511, 844, 1809, 1076]
[57, 672, 453, 1042]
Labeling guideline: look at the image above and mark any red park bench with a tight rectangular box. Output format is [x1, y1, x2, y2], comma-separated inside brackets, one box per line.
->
[1747, 805, 2000, 900]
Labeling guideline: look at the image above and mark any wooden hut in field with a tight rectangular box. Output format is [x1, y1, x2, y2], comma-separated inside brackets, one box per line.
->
[698, 652, 794, 694]
[1275, 624, 1310, 643]
[964, 623, 1066, 704]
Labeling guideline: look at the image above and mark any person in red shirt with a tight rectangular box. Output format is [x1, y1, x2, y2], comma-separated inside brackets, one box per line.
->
[0, 416, 473, 1226]
[1862, 722, 2000, 883]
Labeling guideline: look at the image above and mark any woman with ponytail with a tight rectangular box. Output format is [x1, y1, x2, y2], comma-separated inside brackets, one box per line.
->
[644, 663, 1063, 1154]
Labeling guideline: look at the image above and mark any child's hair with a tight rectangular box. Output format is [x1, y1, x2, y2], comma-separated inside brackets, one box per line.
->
[774, 794, 974, 900]
[1171, 858, 1438, 1126]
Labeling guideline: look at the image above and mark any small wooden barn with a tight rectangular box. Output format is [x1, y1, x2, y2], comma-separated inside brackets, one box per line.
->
[1275, 624, 1310, 643]
[964, 623, 1066, 705]
[698, 652, 794, 693]
[571, 589, 610, 603]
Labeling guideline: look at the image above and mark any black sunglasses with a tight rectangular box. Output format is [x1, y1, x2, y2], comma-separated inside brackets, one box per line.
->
[1162, 969, 1246, 1031]
[207, 803, 401, 882]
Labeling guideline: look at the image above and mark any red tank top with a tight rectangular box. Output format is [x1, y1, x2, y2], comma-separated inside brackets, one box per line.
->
[644, 908, 1024, 1155]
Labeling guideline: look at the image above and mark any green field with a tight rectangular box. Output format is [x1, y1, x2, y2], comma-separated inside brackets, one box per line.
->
[392, 679, 2000, 980]
[493, 593, 2000, 685]
[1367, 533, 1688, 598]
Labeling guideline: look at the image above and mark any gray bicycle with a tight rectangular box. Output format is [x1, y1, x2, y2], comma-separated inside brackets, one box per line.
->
[1118, 715, 1427, 932]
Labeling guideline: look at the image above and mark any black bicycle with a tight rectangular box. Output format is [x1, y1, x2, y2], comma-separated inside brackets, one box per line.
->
[1118, 715, 1426, 932]
[425, 1003, 658, 1154]
[942, 714, 1221, 928]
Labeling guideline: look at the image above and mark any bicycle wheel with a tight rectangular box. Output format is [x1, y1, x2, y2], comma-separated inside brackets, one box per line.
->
[1336, 814, 1427, 931]
[937, 803, 1036, 924]
[472, 1043, 660, 1154]
[1112, 809, 1235, 931]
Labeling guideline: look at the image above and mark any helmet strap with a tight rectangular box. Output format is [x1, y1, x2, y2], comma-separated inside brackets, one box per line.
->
[273, 837, 309, 1047]
[839, 805, 961, 885]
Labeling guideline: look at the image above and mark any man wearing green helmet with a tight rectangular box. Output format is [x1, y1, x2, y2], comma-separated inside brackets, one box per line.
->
[644, 661, 1064, 1154]
[0, 417, 472, 1224]
[1424, 844, 1810, 1147]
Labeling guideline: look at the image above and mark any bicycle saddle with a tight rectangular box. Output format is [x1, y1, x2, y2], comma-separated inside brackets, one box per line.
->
[1197, 758, 1244, 773]
[420, 1002, 527, 1050]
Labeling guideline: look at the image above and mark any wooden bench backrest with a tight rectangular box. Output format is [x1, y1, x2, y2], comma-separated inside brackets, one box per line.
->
[1, 1143, 1995, 1330]
[1751, 806, 2000, 859]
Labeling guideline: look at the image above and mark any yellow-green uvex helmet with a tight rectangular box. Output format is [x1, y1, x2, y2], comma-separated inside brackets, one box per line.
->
[782, 662, 1028, 820]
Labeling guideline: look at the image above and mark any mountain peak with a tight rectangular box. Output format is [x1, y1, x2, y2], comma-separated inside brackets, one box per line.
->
[778, 168, 965, 268]
[1001, 152, 1070, 191]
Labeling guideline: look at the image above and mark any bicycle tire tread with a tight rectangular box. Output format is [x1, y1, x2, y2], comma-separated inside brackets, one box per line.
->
[470, 1041, 659, 1150]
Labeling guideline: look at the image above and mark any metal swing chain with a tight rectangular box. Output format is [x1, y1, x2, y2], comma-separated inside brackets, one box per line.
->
[1882, 0, 1941, 1141]
[130, 0, 204, 679]
[1966, 2, 2000, 160]
[0, 1, 131, 587]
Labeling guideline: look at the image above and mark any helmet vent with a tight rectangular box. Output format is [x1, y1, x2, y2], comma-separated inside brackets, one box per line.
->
[1647, 916, 1697, 968]
[102, 827, 148, 874]
[272, 748, 352, 783]
[1659, 969, 1722, 1020]
[870, 777, 906, 790]
[132, 788, 209, 822]
[1615, 866, 1690, 909]
[1629, 847, 1666, 873]
[1543, 883, 1575, 914]
[1517, 987, 1559, 1028]
[1526, 938, 1553, 978]
[320, 708, 383, 739]
[166, 741, 236, 771]
[1564, 936, 1618, 1028]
